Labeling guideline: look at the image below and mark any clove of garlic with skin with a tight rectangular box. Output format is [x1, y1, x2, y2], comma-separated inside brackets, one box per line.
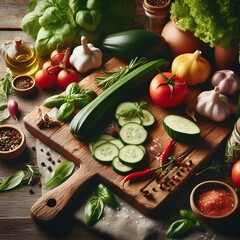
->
[211, 70, 240, 95]
[196, 86, 231, 122]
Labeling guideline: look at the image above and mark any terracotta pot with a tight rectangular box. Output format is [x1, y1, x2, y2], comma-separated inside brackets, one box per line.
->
[214, 46, 239, 72]
[161, 20, 209, 60]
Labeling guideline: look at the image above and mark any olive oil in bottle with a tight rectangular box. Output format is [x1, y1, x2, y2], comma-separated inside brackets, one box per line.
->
[4, 36, 39, 76]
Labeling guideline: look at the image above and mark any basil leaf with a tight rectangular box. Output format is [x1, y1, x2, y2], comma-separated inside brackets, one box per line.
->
[0, 108, 10, 122]
[56, 101, 75, 122]
[166, 219, 192, 239]
[65, 82, 80, 96]
[85, 196, 104, 226]
[193, 219, 205, 232]
[45, 161, 75, 187]
[0, 171, 25, 191]
[180, 209, 197, 222]
[97, 183, 117, 208]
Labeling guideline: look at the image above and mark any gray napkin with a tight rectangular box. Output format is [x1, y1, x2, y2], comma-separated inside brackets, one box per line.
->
[35, 140, 224, 240]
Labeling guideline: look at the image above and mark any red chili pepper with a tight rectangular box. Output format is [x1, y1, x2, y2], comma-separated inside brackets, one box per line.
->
[123, 169, 153, 185]
[159, 139, 175, 166]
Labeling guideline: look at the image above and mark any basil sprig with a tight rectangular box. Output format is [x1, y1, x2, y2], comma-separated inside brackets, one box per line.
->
[166, 209, 205, 239]
[85, 183, 117, 226]
[117, 101, 147, 119]
[45, 161, 75, 187]
[0, 165, 41, 191]
[42, 82, 97, 122]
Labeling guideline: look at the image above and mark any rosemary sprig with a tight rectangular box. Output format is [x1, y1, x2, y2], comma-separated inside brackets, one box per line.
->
[95, 57, 148, 89]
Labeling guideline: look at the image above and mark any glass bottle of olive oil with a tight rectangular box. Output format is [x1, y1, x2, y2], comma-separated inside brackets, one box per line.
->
[4, 36, 39, 76]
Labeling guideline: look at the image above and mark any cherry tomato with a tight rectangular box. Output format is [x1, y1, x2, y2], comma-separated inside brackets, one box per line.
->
[35, 69, 57, 89]
[42, 60, 61, 75]
[149, 72, 188, 108]
[231, 160, 240, 188]
[57, 69, 78, 89]
[50, 48, 71, 68]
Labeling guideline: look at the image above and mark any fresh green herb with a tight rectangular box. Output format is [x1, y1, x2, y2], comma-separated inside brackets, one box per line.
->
[170, 0, 240, 49]
[0, 165, 41, 192]
[45, 161, 75, 187]
[0, 73, 13, 122]
[117, 101, 147, 119]
[195, 159, 227, 176]
[84, 183, 117, 226]
[42, 82, 97, 122]
[166, 209, 205, 239]
[95, 57, 148, 89]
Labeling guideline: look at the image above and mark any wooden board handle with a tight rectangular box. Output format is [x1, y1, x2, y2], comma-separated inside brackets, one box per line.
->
[31, 164, 96, 223]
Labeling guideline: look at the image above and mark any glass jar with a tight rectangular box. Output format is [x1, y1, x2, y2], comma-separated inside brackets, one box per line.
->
[225, 118, 240, 168]
[143, 0, 171, 35]
[4, 36, 39, 76]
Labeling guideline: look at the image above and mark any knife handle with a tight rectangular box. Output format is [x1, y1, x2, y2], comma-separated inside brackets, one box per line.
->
[31, 164, 96, 223]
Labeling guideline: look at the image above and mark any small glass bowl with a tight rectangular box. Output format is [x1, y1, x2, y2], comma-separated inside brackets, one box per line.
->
[12, 75, 36, 96]
[190, 180, 239, 223]
[0, 125, 26, 160]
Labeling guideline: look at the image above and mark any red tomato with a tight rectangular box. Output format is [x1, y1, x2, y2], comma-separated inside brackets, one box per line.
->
[149, 72, 188, 108]
[231, 160, 240, 188]
[57, 69, 78, 89]
[35, 69, 57, 89]
[42, 60, 61, 75]
[50, 48, 71, 68]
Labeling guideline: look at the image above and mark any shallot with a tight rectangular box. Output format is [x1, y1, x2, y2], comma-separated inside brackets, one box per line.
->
[7, 98, 19, 120]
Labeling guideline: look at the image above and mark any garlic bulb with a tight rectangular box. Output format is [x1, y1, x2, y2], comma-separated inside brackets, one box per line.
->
[211, 70, 240, 95]
[70, 36, 102, 73]
[196, 86, 231, 122]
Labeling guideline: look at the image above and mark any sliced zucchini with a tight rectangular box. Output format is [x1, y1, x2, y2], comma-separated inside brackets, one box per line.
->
[93, 142, 119, 163]
[109, 139, 124, 149]
[119, 145, 144, 165]
[119, 122, 148, 145]
[112, 156, 133, 175]
[117, 115, 142, 127]
[163, 115, 201, 142]
[115, 101, 135, 119]
[141, 109, 155, 127]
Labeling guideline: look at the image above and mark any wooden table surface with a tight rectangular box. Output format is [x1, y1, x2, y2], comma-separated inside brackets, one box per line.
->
[0, 1, 239, 240]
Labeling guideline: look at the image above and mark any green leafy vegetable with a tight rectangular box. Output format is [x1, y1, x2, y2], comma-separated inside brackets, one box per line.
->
[84, 183, 117, 226]
[95, 57, 148, 89]
[166, 209, 205, 239]
[0, 165, 41, 192]
[21, 0, 136, 56]
[45, 161, 75, 187]
[170, 0, 240, 49]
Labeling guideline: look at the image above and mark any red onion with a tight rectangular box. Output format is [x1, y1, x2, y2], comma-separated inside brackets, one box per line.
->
[7, 98, 18, 120]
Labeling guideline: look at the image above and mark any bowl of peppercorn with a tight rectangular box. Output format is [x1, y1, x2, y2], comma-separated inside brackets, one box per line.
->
[0, 125, 26, 160]
[12, 75, 36, 96]
[190, 180, 239, 224]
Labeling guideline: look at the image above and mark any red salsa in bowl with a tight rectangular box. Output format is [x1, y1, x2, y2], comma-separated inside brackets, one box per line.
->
[190, 181, 239, 222]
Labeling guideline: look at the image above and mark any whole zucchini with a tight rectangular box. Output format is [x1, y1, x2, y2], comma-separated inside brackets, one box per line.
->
[70, 58, 168, 141]
[103, 29, 166, 61]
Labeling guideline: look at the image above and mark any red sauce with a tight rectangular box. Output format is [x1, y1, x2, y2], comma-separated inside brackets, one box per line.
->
[196, 187, 234, 217]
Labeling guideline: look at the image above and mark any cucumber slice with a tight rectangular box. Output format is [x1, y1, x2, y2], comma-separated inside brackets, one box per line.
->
[119, 122, 148, 145]
[112, 156, 133, 174]
[163, 115, 201, 142]
[93, 142, 119, 163]
[115, 101, 135, 119]
[117, 115, 142, 127]
[98, 134, 115, 140]
[119, 145, 145, 165]
[141, 109, 155, 127]
[109, 139, 124, 149]
[138, 145, 147, 155]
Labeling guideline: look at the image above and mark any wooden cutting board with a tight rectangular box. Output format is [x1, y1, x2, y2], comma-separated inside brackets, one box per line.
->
[24, 57, 235, 222]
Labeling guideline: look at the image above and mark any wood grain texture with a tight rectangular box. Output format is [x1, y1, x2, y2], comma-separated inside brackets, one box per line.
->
[24, 57, 236, 220]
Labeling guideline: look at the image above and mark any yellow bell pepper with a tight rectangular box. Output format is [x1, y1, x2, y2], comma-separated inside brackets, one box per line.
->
[171, 50, 211, 86]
